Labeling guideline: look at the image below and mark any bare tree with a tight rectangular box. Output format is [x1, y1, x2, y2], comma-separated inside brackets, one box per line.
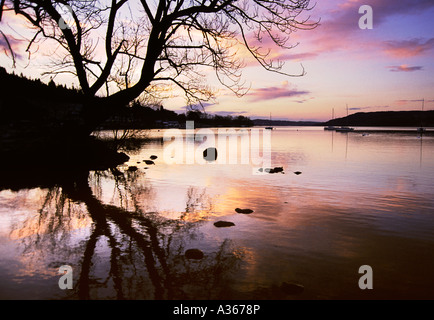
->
[2, 0, 317, 134]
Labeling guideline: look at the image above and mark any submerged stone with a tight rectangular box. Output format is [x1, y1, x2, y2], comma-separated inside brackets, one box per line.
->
[185, 249, 204, 260]
[143, 160, 155, 165]
[150, 155, 158, 160]
[214, 221, 235, 228]
[294, 171, 302, 175]
[235, 208, 253, 214]
[115, 152, 130, 165]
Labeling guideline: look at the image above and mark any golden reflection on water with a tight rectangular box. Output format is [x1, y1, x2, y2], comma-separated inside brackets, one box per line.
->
[1, 127, 434, 299]
[9, 189, 91, 240]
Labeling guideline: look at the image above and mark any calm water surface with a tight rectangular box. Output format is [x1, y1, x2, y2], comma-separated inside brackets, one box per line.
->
[1, 127, 434, 299]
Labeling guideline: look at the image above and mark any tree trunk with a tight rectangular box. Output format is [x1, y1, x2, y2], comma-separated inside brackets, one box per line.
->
[78, 76, 153, 136]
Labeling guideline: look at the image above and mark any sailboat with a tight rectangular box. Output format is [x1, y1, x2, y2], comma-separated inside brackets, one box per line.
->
[335, 104, 354, 132]
[265, 113, 273, 130]
[324, 108, 337, 130]
[417, 98, 426, 133]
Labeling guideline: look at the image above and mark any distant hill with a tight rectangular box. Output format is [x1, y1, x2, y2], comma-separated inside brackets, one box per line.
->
[252, 110, 434, 127]
[325, 110, 434, 127]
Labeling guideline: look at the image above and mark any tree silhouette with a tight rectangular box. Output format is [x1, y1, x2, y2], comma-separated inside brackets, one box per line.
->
[2, 0, 317, 135]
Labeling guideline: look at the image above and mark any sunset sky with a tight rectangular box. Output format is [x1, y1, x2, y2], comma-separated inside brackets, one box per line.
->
[1, 0, 434, 121]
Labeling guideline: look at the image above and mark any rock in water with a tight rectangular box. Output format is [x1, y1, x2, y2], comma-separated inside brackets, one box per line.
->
[264, 167, 284, 174]
[294, 171, 302, 175]
[280, 282, 304, 295]
[203, 147, 218, 161]
[235, 208, 253, 214]
[214, 221, 235, 228]
[127, 166, 138, 172]
[150, 155, 158, 160]
[144, 160, 155, 165]
[185, 249, 204, 260]
[111, 168, 124, 176]
[116, 152, 130, 165]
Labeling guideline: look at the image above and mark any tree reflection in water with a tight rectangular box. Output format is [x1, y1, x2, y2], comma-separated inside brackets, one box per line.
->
[10, 168, 244, 300]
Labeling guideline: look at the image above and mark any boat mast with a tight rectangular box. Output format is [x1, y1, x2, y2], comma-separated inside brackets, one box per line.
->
[421, 98, 424, 128]
[346, 104, 349, 126]
[417, 98, 425, 132]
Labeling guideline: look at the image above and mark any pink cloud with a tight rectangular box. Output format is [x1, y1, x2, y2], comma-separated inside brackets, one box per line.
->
[278, 52, 319, 61]
[0, 32, 23, 63]
[215, 0, 434, 69]
[386, 65, 423, 72]
[383, 38, 434, 58]
[238, 30, 319, 67]
[300, 0, 434, 57]
[0, 11, 30, 62]
[247, 83, 310, 102]
[396, 99, 434, 105]
[334, 0, 434, 24]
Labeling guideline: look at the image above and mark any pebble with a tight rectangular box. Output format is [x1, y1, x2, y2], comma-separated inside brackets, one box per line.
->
[214, 221, 235, 228]
[235, 208, 253, 214]
[185, 249, 204, 260]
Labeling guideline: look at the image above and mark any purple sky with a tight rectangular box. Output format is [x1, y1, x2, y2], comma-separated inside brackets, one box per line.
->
[1, 0, 433, 121]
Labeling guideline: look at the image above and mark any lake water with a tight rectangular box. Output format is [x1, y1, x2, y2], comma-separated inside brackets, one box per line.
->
[1, 126, 434, 299]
